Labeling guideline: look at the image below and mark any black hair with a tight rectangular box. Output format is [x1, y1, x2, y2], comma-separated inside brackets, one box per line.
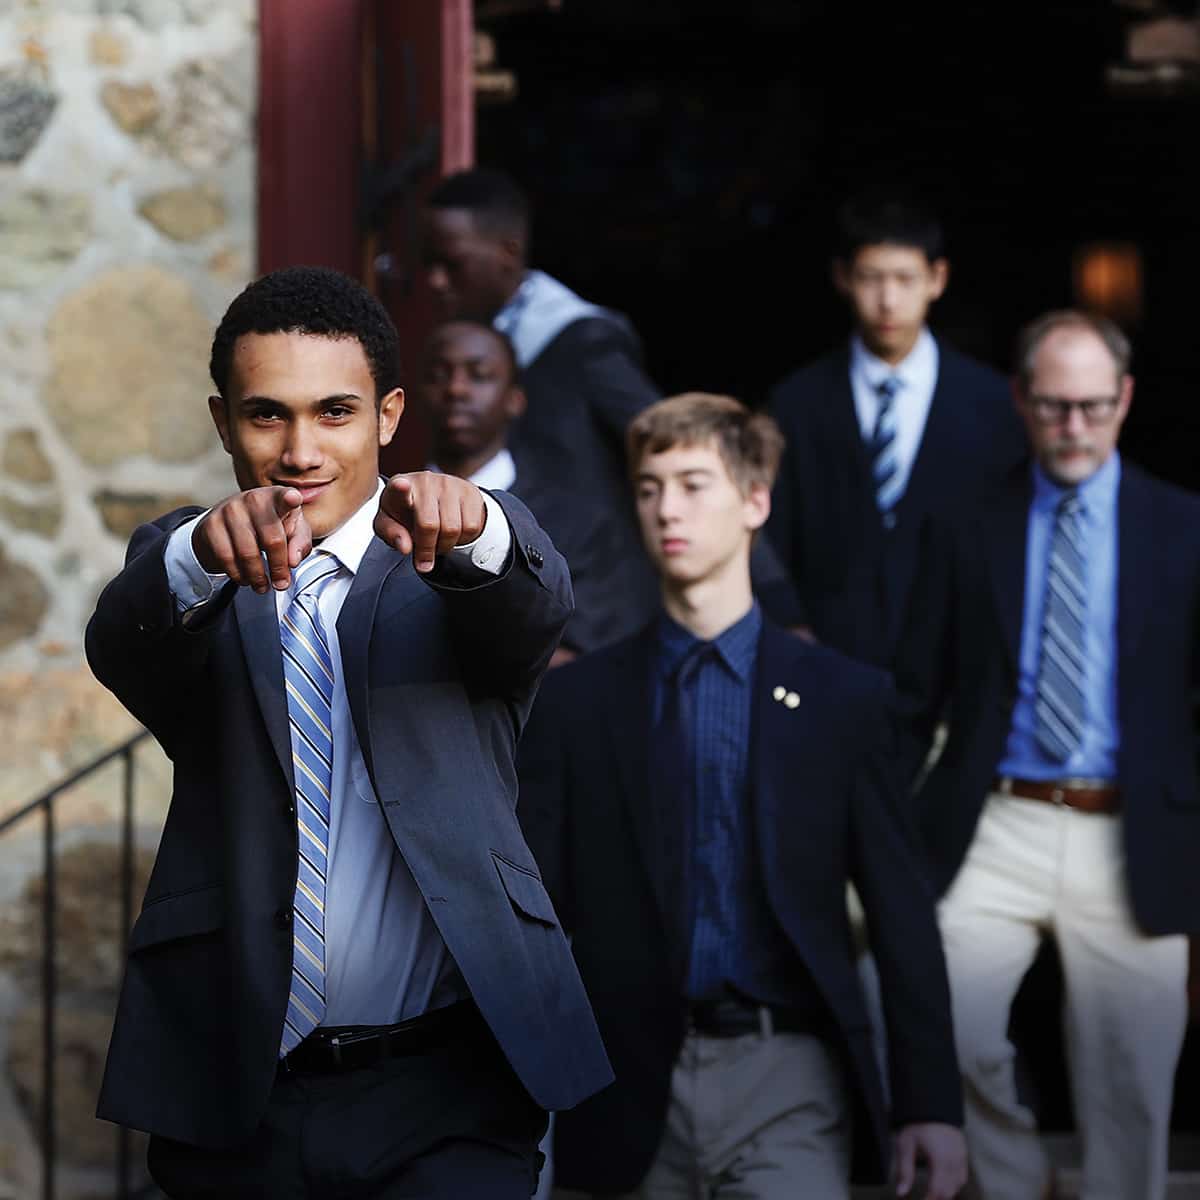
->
[427, 319, 518, 380]
[834, 190, 946, 264]
[209, 265, 401, 400]
[427, 168, 530, 243]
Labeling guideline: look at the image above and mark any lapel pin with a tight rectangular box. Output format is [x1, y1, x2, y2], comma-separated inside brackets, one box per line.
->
[784, 691, 800, 709]
[772, 686, 786, 702]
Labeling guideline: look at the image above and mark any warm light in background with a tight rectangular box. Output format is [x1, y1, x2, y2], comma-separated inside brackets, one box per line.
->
[1073, 241, 1144, 326]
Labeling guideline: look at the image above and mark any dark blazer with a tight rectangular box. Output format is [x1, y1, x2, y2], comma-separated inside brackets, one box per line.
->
[518, 620, 963, 1192]
[509, 448, 655, 655]
[767, 340, 1025, 666]
[897, 460, 1200, 934]
[85, 492, 612, 1147]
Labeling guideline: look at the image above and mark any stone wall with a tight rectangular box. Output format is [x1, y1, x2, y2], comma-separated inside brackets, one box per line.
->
[0, 1, 258, 1194]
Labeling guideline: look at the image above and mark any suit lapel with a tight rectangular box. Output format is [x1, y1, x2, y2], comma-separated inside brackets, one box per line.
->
[895, 343, 954, 520]
[337, 536, 411, 788]
[234, 585, 293, 792]
[986, 470, 1033, 671]
[604, 628, 666, 934]
[1117, 465, 1152, 685]
[826, 346, 872, 485]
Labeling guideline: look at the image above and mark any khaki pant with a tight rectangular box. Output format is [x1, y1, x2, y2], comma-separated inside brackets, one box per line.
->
[555, 1028, 850, 1200]
[940, 793, 1188, 1200]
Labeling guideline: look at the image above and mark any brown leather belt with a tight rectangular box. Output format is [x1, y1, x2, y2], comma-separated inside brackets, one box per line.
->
[994, 776, 1120, 814]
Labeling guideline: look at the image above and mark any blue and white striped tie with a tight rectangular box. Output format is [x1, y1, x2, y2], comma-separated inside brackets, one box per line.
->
[279, 550, 340, 1055]
[1034, 494, 1087, 762]
[868, 376, 903, 514]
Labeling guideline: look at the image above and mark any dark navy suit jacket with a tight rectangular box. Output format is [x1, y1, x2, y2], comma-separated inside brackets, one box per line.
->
[766, 340, 1025, 666]
[518, 620, 962, 1192]
[86, 492, 612, 1146]
[897, 460, 1200, 934]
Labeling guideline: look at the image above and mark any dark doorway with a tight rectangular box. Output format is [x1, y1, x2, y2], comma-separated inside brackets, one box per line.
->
[476, 0, 1200, 1135]
[477, 0, 1200, 490]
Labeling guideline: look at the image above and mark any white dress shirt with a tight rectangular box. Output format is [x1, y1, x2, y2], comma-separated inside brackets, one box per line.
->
[163, 481, 512, 1024]
[849, 327, 939, 505]
[427, 447, 518, 493]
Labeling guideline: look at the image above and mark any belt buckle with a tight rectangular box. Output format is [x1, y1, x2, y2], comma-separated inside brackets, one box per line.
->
[329, 1034, 343, 1067]
[1051, 786, 1066, 806]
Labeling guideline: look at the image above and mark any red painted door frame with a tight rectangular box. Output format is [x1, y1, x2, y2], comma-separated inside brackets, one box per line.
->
[258, 0, 474, 468]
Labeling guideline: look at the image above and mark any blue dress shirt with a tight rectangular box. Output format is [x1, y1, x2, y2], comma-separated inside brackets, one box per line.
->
[998, 454, 1121, 781]
[656, 604, 801, 1004]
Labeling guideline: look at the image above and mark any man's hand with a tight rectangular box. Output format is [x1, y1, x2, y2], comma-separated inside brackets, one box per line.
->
[193, 485, 312, 593]
[374, 472, 487, 573]
[893, 1122, 968, 1199]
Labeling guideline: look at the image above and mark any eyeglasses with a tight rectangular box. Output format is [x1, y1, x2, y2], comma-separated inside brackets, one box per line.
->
[1025, 395, 1121, 426]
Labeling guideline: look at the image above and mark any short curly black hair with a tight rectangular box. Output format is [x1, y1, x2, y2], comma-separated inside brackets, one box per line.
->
[209, 265, 402, 401]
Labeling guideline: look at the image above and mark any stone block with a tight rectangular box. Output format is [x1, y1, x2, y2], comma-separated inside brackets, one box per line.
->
[0, 189, 92, 290]
[138, 183, 226, 242]
[0, 549, 47, 650]
[0, 492, 61, 537]
[1, 430, 54, 485]
[99, 79, 159, 135]
[88, 27, 130, 67]
[93, 488, 196, 539]
[43, 264, 216, 467]
[159, 58, 245, 170]
[0, 69, 57, 164]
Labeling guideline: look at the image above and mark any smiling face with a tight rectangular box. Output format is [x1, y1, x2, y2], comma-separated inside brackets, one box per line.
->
[421, 323, 525, 471]
[1017, 325, 1132, 487]
[633, 438, 769, 589]
[834, 243, 948, 364]
[209, 332, 402, 538]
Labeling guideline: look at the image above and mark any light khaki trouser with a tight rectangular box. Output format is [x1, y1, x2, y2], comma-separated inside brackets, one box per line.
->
[940, 792, 1188, 1200]
[554, 1028, 851, 1200]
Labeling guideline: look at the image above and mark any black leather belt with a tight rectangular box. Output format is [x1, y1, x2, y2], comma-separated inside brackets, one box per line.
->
[687, 995, 815, 1039]
[280, 999, 483, 1074]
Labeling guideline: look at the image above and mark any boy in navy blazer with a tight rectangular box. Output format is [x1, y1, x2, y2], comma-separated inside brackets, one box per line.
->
[519, 393, 966, 1199]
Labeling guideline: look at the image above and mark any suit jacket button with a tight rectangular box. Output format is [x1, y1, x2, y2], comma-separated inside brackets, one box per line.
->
[283, 801, 295, 817]
[274, 908, 292, 930]
[527, 544, 544, 568]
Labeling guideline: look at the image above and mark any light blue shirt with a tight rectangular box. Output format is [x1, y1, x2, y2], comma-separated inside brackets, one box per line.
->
[849, 327, 939, 506]
[998, 453, 1121, 781]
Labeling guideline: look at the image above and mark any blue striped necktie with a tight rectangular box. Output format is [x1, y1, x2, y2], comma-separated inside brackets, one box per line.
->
[279, 549, 341, 1055]
[1034, 493, 1087, 762]
[868, 375, 903, 514]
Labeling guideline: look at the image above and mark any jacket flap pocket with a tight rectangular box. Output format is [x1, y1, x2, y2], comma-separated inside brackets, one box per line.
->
[129, 884, 223, 952]
[492, 852, 557, 926]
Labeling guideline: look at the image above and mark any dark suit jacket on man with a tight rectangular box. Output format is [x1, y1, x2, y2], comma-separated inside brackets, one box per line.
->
[85, 492, 612, 1147]
[767, 340, 1025, 665]
[897, 460, 1200, 934]
[518, 619, 963, 1192]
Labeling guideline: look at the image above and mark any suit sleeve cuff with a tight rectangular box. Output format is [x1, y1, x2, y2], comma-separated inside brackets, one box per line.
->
[164, 512, 230, 613]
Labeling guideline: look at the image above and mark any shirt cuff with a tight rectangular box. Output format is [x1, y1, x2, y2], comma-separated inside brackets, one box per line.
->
[164, 512, 231, 613]
[449, 491, 512, 576]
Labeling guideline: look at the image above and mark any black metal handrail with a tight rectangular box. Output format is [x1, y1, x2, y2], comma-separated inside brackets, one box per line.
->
[0, 728, 152, 1200]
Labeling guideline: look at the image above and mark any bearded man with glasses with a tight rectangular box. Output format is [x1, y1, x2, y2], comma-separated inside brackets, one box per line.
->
[897, 309, 1200, 1200]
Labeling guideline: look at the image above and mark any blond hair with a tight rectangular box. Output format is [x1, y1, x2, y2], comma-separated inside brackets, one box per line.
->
[626, 392, 784, 493]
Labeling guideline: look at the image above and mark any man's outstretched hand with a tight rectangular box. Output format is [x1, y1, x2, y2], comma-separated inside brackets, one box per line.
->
[893, 1122, 968, 1199]
[192, 485, 312, 594]
[375, 472, 487, 572]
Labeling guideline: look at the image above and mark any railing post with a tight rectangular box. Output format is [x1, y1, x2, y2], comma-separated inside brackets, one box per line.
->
[41, 797, 55, 1200]
[117, 743, 135, 1200]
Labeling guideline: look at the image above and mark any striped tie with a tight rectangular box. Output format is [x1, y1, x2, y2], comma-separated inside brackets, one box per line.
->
[1034, 493, 1087, 762]
[868, 376, 903, 514]
[279, 550, 341, 1055]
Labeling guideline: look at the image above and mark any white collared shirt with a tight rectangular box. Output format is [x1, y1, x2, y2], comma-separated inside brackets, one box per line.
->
[427, 447, 517, 493]
[161, 481, 512, 1024]
[849, 327, 939, 503]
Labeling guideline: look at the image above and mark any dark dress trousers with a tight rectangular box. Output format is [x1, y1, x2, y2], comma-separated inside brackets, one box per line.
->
[897, 460, 1200, 933]
[518, 620, 963, 1193]
[85, 492, 612, 1149]
[766, 340, 1025, 665]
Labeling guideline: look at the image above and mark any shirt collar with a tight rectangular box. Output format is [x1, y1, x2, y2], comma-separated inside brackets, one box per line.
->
[657, 602, 762, 683]
[850, 326, 936, 394]
[312, 478, 384, 576]
[1031, 451, 1121, 519]
[426, 448, 518, 494]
